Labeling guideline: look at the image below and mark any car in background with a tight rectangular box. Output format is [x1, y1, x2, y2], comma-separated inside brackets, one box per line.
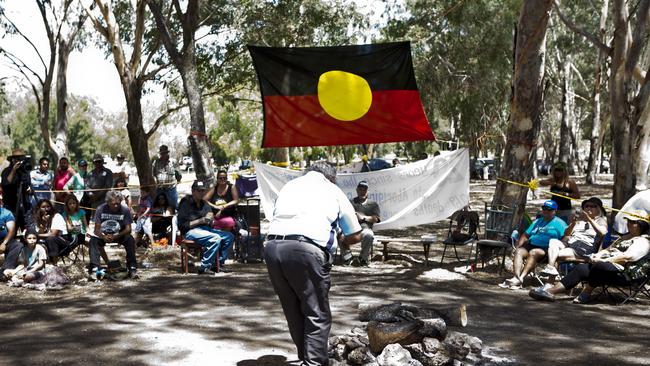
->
[179, 156, 193, 171]
[471, 158, 496, 180]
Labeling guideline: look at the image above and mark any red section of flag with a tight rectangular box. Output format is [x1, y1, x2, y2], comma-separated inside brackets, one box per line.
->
[262, 90, 435, 147]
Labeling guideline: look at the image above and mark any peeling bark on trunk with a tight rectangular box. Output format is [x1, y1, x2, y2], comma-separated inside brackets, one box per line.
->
[492, 0, 553, 225]
[610, 0, 635, 209]
[586, 0, 609, 184]
[54, 39, 71, 160]
[559, 57, 572, 166]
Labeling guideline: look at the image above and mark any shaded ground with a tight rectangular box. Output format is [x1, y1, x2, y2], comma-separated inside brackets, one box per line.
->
[1, 176, 649, 366]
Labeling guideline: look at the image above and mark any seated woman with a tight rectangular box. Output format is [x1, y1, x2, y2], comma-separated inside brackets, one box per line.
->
[3, 229, 47, 283]
[499, 200, 567, 289]
[541, 197, 608, 277]
[29, 198, 70, 264]
[206, 169, 239, 232]
[538, 161, 581, 223]
[529, 210, 650, 303]
[150, 192, 175, 243]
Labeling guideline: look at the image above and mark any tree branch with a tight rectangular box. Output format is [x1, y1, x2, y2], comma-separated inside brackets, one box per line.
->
[147, 0, 182, 64]
[625, 0, 650, 76]
[553, 0, 612, 54]
[0, 13, 48, 72]
[145, 103, 186, 138]
[130, 0, 147, 76]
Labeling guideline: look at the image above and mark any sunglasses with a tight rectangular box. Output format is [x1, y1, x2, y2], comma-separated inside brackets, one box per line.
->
[542, 207, 555, 211]
[583, 204, 598, 209]
[217, 177, 227, 180]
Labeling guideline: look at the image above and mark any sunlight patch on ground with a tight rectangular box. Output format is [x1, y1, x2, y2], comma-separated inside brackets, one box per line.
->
[418, 268, 467, 282]
[131, 328, 292, 365]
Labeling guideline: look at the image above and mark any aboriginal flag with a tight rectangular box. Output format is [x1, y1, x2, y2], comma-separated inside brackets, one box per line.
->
[248, 42, 435, 148]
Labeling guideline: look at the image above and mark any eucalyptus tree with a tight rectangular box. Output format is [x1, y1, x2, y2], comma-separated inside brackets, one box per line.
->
[148, 0, 366, 173]
[0, 0, 86, 160]
[379, 0, 519, 160]
[555, 0, 650, 207]
[81, 0, 166, 186]
[492, 0, 554, 224]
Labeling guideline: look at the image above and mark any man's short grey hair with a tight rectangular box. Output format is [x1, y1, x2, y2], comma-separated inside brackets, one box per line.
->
[106, 190, 124, 203]
[305, 161, 337, 183]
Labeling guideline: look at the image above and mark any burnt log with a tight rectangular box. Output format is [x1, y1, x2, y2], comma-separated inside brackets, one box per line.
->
[367, 319, 447, 354]
[358, 303, 467, 327]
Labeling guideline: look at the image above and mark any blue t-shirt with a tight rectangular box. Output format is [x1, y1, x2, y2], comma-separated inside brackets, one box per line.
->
[0, 207, 15, 240]
[525, 216, 567, 248]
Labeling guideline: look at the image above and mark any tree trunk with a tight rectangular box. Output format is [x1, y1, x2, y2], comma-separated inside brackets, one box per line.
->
[492, 0, 553, 225]
[181, 57, 215, 185]
[559, 56, 572, 166]
[125, 82, 154, 187]
[610, 0, 635, 209]
[54, 38, 72, 160]
[586, 0, 608, 184]
[358, 303, 467, 327]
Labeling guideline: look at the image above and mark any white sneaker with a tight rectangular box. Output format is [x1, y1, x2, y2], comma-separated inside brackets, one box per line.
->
[540, 265, 559, 276]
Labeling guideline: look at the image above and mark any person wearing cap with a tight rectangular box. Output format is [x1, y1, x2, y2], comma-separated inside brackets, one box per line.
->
[0, 192, 24, 281]
[64, 159, 89, 202]
[500, 200, 567, 289]
[53, 157, 76, 209]
[541, 197, 609, 278]
[152, 145, 182, 210]
[177, 180, 235, 274]
[113, 153, 131, 183]
[530, 209, 650, 303]
[85, 154, 113, 212]
[538, 161, 581, 223]
[29, 157, 54, 203]
[265, 162, 362, 366]
[1, 148, 34, 229]
[340, 180, 380, 266]
[88, 190, 139, 279]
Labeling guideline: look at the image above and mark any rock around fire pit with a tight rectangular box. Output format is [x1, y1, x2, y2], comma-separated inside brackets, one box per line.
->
[327, 302, 496, 366]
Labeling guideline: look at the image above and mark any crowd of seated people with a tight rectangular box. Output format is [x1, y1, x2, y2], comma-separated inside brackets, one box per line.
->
[530, 209, 650, 303]
[0, 148, 256, 283]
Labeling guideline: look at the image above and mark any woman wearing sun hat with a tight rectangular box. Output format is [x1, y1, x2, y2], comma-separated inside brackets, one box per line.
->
[530, 209, 650, 303]
[539, 161, 581, 223]
[540, 197, 609, 277]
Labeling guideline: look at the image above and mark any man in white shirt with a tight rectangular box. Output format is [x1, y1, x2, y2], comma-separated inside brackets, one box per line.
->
[265, 162, 361, 366]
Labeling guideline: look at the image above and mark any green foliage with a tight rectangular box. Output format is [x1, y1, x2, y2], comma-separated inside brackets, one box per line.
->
[6, 96, 99, 163]
[380, 0, 519, 157]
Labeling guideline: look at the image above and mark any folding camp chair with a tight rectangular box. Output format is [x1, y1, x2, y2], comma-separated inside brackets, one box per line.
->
[474, 202, 517, 275]
[601, 256, 650, 305]
[440, 209, 480, 267]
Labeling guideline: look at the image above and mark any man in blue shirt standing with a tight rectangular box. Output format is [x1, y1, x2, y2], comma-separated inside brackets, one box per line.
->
[0, 192, 24, 280]
[265, 162, 361, 366]
[501, 200, 567, 289]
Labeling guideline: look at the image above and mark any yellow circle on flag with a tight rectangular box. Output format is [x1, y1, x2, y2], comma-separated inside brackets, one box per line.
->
[317, 70, 372, 121]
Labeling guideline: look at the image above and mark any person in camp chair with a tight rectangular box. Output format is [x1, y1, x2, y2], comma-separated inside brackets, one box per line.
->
[340, 180, 380, 266]
[499, 200, 567, 289]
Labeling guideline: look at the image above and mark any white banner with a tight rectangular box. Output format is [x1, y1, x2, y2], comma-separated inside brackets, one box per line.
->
[254, 148, 469, 231]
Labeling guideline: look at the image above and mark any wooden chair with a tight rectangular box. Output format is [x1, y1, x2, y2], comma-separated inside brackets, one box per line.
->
[180, 238, 220, 274]
[474, 202, 517, 275]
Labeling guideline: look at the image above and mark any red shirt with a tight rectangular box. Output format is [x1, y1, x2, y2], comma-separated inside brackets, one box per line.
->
[54, 168, 74, 191]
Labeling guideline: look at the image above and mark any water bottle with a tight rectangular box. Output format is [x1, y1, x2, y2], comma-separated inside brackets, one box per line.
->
[511, 229, 519, 244]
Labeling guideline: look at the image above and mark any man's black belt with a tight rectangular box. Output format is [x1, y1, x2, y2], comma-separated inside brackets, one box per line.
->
[266, 234, 318, 246]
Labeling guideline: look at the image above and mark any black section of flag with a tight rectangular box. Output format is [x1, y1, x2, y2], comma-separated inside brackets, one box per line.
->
[248, 42, 418, 96]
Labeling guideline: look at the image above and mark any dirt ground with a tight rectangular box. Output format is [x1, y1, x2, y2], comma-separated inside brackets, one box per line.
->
[1, 177, 649, 366]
